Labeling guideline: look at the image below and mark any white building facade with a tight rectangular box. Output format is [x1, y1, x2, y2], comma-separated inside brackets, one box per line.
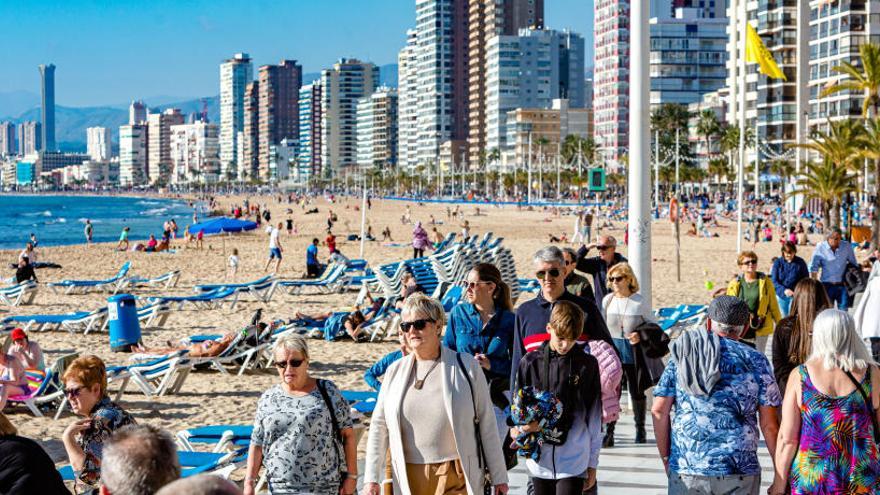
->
[219, 53, 253, 179]
[86, 126, 112, 161]
[119, 124, 147, 186]
[397, 29, 420, 170]
[356, 87, 399, 168]
[169, 122, 220, 184]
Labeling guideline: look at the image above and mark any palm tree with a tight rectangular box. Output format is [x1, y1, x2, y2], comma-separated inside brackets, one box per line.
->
[791, 159, 857, 230]
[793, 119, 864, 173]
[708, 158, 730, 188]
[823, 43, 880, 246]
[696, 109, 721, 163]
[767, 159, 795, 197]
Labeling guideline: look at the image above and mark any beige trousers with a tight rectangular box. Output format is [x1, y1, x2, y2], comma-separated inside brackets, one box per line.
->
[405, 459, 466, 495]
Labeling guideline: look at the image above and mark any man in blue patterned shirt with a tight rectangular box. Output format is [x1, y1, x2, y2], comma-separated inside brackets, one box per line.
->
[651, 296, 781, 495]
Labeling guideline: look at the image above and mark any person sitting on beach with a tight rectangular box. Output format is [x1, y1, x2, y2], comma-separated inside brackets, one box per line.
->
[15, 256, 37, 284]
[116, 227, 130, 251]
[9, 328, 44, 371]
[145, 234, 159, 252]
[394, 272, 425, 310]
[18, 242, 36, 265]
[364, 332, 409, 391]
[0, 351, 28, 411]
[431, 227, 444, 249]
[686, 223, 698, 236]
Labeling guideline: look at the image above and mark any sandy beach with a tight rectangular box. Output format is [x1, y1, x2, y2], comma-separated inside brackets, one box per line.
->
[1, 194, 825, 473]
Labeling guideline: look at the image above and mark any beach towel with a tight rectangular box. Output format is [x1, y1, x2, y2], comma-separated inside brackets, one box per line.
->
[509, 385, 564, 461]
[670, 327, 721, 397]
[323, 312, 350, 341]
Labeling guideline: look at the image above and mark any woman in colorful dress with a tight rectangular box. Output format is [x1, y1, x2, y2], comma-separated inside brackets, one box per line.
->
[769, 309, 880, 494]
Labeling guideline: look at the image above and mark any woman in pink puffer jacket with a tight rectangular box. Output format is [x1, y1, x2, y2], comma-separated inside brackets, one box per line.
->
[587, 340, 623, 424]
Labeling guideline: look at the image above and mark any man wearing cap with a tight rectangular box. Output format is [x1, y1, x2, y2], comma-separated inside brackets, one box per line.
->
[576, 235, 627, 303]
[651, 296, 781, 495]
[9, 328, 44, 371]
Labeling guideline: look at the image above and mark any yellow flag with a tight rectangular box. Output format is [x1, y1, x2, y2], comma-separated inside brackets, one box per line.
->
[745, 22, 787, 80]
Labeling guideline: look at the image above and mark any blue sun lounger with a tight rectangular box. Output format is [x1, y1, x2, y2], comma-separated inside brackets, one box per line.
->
[48, 262, 132, 295]
[2, 308, 107, 334]
[150, 287, 239, 310]
[58, 448, 246, 481]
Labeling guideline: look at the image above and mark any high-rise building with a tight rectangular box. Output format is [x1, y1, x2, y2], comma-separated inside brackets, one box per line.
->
[467, 0, 544, 164]
[17, 121, 41, 156]
[0, 122, 14, 156]
[86, 127, 112, 161]
[129, 100, 147, 125]
[241, 81, 260, 180]
[504, 99, 591, 166]
[413, 0, 469, 167]
[593, 0, 631, 164]
[356, 87, 399, 168]
[320, 58, 379, 176]
[485, 28, 586, 155]
[649, 9, 728, 108]
[39, 64, 56, 152]
[297, 83, 322, 181]
[147, 108, 184, 183]
[119, 124, 148, 186]
[219, 53, 253, 178]
[397, 29, 420, 170]
[257, 60, 302, 180]
[169, 121, 220, 184]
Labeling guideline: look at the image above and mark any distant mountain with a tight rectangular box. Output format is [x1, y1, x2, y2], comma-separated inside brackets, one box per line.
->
[0, 90, 41, 120]
[9, 96, 220, 152]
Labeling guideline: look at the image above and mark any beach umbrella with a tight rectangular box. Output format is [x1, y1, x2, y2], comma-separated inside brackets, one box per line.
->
[188, 217, 258, 236]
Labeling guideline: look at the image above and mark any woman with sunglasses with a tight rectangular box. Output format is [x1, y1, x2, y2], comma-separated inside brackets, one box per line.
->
[602, 262, 657, 445]
[726, 251, 782, 354]
[245, 334, 357, 495]
[445, 263, 516, 443]
[60, 355, 136, 491]
[364, 294, 509, 495]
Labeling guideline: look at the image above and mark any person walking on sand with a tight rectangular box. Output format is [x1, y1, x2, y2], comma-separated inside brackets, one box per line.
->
[228, 248, 240, 281]
[265, 222, 284, 273]
[116, 227, 130, 251]
[84, 219, 93, 245]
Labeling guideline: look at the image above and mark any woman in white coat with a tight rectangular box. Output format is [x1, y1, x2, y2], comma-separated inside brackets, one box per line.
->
[363, 294, 509, 495]
[855, 260, 880, 361]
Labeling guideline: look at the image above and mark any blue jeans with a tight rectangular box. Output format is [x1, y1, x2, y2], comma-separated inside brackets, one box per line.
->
[776, 295, 792, 317]
[823, 283, 849, 309]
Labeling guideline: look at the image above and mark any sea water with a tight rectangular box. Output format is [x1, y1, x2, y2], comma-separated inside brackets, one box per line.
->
[0, 195, 198, 250]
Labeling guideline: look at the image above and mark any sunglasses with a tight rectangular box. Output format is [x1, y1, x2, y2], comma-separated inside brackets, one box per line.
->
[608, 276, 625, 283]
[741, 260, 758, 266]
[274, 359, 305, 369]
[400, 319, 434, 332]
[536, 268, 562, 280]
[64, 386, 86, 398]
[462, 281, 491, 289]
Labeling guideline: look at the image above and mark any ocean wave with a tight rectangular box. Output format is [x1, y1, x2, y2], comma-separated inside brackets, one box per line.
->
[137, 200, 163, 206]
[78, 218, 103, 224]
[44, 218, 67, 225]
[19, 210, 53, 217]
[141, 207, 169, 216]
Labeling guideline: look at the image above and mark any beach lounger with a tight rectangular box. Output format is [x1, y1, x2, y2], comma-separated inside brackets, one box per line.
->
[138, 302, 172, 328]
[278, 263, 349, 295]
[188, 330, 269, 376]
[121, 270, 181, 290]
[8, 352, 78, 418]
[176, 425, 253, 453]
[57, 448, 246, 481]
[0, 280, 38, 307]
[108, 351, 192, 399]
[2, 308, 107, 334]
[194, 275, 273, 293]
[47, 261, 132, 294]
[150, 287, 239, 311]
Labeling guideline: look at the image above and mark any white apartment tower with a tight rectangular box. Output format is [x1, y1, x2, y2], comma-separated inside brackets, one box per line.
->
[320, 59, 379, 176]
[219, 53, 253, 179]
[86, 127, 112, 161]
[398, 29, 420, 170]
[356, 87, 399, 168]
[169, 122, 220, 184]
[129, 100, 147, 125]
[147, 108, 184, 183]
[119, 124, 148, 186]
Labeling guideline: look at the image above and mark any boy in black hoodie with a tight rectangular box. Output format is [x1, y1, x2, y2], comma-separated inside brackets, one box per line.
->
[514, 300, 602, 495]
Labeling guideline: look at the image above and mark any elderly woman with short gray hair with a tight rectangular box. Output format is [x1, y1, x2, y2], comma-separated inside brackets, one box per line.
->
[244, 334, 358, 495]
[363, 293, 509, 495]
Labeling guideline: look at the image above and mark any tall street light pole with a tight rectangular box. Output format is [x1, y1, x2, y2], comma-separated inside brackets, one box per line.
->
[629, 0, 652, 310]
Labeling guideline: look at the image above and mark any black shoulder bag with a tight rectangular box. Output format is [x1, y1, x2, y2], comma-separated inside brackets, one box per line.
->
[843, 368, 880, 443]
[316, 379, 349, 489]
[455, 353, 493, 495]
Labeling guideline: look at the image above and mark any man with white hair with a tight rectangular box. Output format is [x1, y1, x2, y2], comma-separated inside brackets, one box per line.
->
[156, 474, 242, 495]
[576, 235, 627, 302]
[99, 424, 181, 495]
[651, 296, 781, 495]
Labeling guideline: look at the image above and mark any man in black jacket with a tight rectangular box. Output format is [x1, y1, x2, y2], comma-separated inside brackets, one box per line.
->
[510, 246, 613, 390]
[576, 236, 627, 303]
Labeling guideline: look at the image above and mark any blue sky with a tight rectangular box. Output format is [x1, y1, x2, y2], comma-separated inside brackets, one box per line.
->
[0, 0, 591, 107]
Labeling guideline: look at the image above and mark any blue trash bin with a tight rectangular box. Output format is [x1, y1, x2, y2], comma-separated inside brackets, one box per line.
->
[108, 294, 141, 352]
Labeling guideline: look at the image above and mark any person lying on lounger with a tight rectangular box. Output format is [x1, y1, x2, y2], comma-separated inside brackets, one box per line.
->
[288, 309, 369, 342]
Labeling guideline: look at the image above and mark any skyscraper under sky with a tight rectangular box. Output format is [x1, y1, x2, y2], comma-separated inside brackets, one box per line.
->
[320, 58, 379, 176]
[0, 122, 14, 156]
[39, 63, 56, 152]
[257, 60, 302, 180]
[220, 53, 253, 178]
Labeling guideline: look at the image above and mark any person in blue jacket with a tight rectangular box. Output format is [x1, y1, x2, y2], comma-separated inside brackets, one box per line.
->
[363, 332, 408, 391]
[770, 241, 810, 316]
[444, 262, 516, 442]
